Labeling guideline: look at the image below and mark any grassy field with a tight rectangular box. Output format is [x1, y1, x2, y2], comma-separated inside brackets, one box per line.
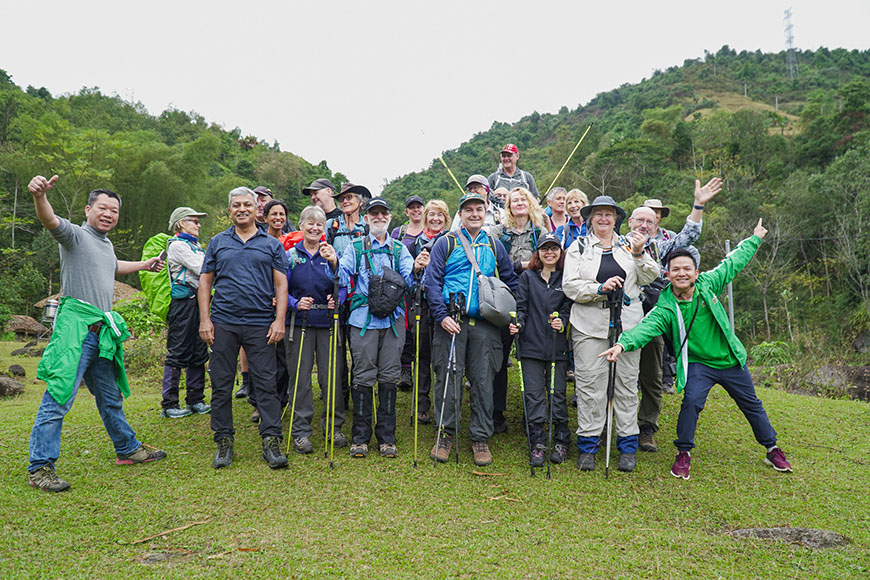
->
[1, 340, 868, 579]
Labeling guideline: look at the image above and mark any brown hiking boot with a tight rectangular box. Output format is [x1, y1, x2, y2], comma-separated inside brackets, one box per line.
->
[639, 430, 658, 452]
[28, 465, 71, 492]
[430, 434, 452, 463]
[471, 440, 492, 466]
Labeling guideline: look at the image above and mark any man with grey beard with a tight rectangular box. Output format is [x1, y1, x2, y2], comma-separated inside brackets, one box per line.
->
[332, 197, 428, 459]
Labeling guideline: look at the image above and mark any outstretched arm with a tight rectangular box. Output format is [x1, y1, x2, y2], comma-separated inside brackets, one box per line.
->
[28, 175, 61, 230]
[688, 177, 723, 223]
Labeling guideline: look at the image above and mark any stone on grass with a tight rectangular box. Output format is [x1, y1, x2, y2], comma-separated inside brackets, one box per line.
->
[730, 527, 848, 549]
[9, 364, 26, 378]
[0, 376, 25, 397]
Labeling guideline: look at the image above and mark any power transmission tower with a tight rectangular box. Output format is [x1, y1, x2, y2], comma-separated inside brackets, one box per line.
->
[784, 8, 798, 79]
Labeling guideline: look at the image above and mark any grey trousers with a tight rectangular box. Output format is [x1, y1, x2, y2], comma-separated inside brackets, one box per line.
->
[432, 317, 501, 442]
[637, 334, 665, 433]
[349, 325, 405, 444]
[572, 332, 641, 438]
[284, 326, 346, 438]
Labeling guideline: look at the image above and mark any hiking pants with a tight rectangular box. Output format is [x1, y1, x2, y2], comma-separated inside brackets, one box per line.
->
[284, 326, 346, 438]
[637, 334, 665, 433]
[349, 325, 404, 445]
[520, 358, 571, 447]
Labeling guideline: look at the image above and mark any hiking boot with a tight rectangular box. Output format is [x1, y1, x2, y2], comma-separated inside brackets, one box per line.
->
[417, 410, 431, 424]
[379, 442, 398, 458]
[28, 465, 70, 492]
[671, 451, 691, 480]
[471, 440, 492, 466]
[213, 437, 234, 469]
[160, 407, 192, 418]
[332, 431, 348, 448]
[765, 447, 793, 472]
[398, 367, 412, 391]
[430, 434, 452, 463]
[262, 436, 288, 469]
[530, 444, 546, 468]
[617, 452, 637, 472]
[293, 436, 314, 454]
[235, 384, 249, 399]
[250, 408, 260, 423]
[550, 443, 568, 464]
[349, 442, 368, 458]
[116, 445, 167, 465]
[638, 430, 658, 452]
[566, 369, 575, 383]
[576, 452, 595, 471]
[189, 402, 211, 414]
[662, 381, 676, 395]
[493, 413, 508, 434]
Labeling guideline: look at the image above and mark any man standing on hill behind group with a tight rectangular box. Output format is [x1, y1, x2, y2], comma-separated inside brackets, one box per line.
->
[26, 174, 167, 493]
[487, 143, 539, 199]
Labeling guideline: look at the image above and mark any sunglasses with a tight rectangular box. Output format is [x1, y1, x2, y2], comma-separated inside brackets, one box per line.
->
[184, 218, 200, 225]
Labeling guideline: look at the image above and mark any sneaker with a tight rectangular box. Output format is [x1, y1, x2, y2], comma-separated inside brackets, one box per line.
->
[160, 407, 192, 418]
[550, 443, 568, 464]
[234, 384, 249, 399]
[530, 444, 546, 468]
[471, 440, 492, 466]
[662, 383, 676, 395]
[379, 442, 398, 458]
[262, 436, 288, 469]
[638, 430, 658, 452]
[349, 442, 368, 458]
[671, 451, 691, 480]
[250, 408, 260, 423]
[430, 434, 452, 463]
[116, 445, 167, 465]
[28, 465, 70, 492]
[417, 410, 431, 425]
[332, 431, 348, 448]
[493, 414, 508, 434]
[398, 367, 412, 391]
[765, 447, 793, 472]
[189, 402, 211, 415]
[617, 452, 637, 472]
[576, 452, 595, 471]
[293, 436, 314, 454]
[213, 437, 234, 469]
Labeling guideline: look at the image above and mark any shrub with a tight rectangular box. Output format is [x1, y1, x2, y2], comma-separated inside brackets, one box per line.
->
[114, 294, 166, 338]
[750, 341, 794, 365]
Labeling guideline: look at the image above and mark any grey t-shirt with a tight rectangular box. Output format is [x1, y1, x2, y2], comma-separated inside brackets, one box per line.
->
[50, 218, 118, 311]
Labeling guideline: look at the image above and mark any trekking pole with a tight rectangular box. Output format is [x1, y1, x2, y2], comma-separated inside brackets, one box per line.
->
[547, 311, 559, 480]
[284, 310, 308, 455]
[412, 272, 423, 468]
[604, 288, 624, 479]
[543, 123, 593, 195]
[438, 157, 468, 197]
[452, 292, 464, 464]
[433, 293, 458, 467]
[511, 311, 534, 478]
[328, 276, 340, 467]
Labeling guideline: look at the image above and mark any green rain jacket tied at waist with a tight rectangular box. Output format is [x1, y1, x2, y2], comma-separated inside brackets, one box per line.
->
[37, 296, 131, 405]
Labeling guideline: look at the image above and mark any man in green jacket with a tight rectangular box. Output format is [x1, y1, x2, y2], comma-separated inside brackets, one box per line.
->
[601, 219, 792, 480]
[27, 174, 167, 493]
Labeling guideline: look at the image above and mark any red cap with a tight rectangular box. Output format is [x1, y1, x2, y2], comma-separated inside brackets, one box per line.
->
[501, 144, 519, 155]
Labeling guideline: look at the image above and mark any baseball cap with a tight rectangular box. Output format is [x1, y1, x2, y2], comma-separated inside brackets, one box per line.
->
[168, 207, 207, 231]
[537, 232, 561, 249]
[302, 178, 336, 196]
[364, 197, 391, 213]
[465, 174, 489, 190]
[500, 144, 519, 155]
[253, 186, 273, 198]
[405, 195, 424, 208]
[458, 191, 487, 209]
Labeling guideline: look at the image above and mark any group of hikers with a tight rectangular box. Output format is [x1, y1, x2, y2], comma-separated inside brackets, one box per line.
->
[24, 142, 793, 493]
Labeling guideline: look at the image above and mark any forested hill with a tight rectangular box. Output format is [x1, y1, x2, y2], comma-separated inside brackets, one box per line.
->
[0, 69, 346, 318]
[382, 46, 870, 350]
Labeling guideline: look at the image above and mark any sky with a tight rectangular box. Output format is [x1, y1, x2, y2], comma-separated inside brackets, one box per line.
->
[2, 1, 868, 194]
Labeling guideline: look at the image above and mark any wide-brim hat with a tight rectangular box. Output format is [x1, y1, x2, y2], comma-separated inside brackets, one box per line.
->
[580, 195, 627, 232]
[168, 207, 207, 231]
[335, 182, 372, 200]
[302, 178, 336, 196]
[643, 198, 670, 218]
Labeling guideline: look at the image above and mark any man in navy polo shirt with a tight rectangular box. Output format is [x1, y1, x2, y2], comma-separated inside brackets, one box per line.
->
[198, 187, 290, 469]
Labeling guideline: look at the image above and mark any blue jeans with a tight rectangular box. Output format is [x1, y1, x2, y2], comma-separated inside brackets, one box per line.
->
[29, 331, 141, 472]
[674, 363, 777, 452]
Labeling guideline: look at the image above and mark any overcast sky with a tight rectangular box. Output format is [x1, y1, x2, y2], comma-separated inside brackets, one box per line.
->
[3, 1, 868, 194]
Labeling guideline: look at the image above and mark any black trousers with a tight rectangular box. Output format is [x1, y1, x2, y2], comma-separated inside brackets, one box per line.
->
[520, 358, 571, 447]
[492, 327, 514, 416]
[209, 323, 282, 442]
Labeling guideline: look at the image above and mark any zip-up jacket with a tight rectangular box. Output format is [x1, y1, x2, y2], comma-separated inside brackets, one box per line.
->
[515, 269, 572, 361]
[286, 241, 346, 328]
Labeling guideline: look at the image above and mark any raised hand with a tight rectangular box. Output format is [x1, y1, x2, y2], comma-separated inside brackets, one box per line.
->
[28, 175, 59, 197]
[753, 218, 768, 239]
[694, 177, 723, 206]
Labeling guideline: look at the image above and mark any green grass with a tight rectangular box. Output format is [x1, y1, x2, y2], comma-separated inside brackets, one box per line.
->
[1, 340, 869, 579]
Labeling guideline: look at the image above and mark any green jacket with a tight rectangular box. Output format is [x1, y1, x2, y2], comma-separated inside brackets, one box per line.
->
[618, 235, 762, 393]
[37, 296, 131, 405]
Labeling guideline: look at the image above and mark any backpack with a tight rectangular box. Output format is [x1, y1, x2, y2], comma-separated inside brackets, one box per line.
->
[139, 233, 172, 320]
[348, 237, 406, 330]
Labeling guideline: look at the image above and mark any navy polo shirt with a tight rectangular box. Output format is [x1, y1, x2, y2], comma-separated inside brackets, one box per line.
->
[202, 226, 289, 326]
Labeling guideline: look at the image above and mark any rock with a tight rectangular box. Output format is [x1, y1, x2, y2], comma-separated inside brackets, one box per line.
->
[0, 376, 25, 397]
[4, 315, 48, 337]
[10, 348, 29, 356]
[731, 527, 848, 549]
[803, 365, 870, 402]
[28, 348, 44, 357]
[24, 340, 37, 348]
[8, 365, 25, 378]
[854, 332, 870, 353]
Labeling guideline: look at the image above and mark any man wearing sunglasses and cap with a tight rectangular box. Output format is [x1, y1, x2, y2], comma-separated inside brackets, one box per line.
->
[449, 174, 504, 231]
[302, 178, 342, 221]
[487, 143, 539, 199]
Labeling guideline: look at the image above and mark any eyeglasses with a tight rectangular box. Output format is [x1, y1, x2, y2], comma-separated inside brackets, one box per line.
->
[367, 209, 390, 217]
[184, 218, 200, 225]
[540, 246, 561, 254]
[633, 218, 655, 226]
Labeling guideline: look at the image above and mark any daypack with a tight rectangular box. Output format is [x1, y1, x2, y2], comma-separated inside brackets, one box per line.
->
[348, 237, 405, 324]
[139, 233, 172, 320]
